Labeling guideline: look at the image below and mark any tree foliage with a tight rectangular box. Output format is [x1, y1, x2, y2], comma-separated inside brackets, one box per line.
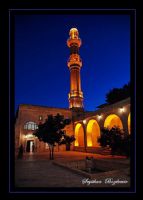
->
[105, 82, 130, 104]
[59, 134, 75, 151]
[98, 126, 130, 157]
[33, 113, 75, 159]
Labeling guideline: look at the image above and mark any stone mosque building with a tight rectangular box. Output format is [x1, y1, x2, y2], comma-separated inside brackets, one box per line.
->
[15, 28, 130, 154]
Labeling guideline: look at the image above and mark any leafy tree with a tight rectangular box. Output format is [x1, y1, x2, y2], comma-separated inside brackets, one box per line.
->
[105, 82, 130, 104]
[98, 126, 130, 157]
[33, 113, 74, 160]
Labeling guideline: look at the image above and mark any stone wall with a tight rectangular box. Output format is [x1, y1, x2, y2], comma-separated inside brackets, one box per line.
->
[15, 105, 74, 153]
[15, 98, 130, 154]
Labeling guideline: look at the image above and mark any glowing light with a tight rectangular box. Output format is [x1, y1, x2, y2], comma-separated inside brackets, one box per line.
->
[119, 107, 125, 113]
[74, 123, 84, 147]
[97, 114, 102, 120]
[104, 114, 123, 129]
[128, 113, 131, 134]
[25, 134, 34, 139]
[74, 140, 79, 146]
[86, 119, 100, 147]
[83, 119, 86, 124]
[39, 115, 42, 120]
[87, 140, 92, 147]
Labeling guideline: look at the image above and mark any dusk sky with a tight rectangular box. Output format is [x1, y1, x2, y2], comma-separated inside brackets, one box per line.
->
[15, 14, 130, 112]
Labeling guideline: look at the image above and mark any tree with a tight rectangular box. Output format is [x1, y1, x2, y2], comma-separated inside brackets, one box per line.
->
[98, 126, 130, 157]
[33, 113, 74, 160]
[105, 82, 130, 104]
[59, 134, 75, 151]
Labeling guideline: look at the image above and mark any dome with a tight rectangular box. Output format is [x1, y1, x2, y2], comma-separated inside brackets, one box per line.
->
[69, 28, 79, 39]
[70, 27, 78, 32]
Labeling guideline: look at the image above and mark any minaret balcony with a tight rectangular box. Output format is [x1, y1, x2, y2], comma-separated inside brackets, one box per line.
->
[68, 91, 83, 98]
[67, 54, 82, 68]
[67, 38, 82, 48]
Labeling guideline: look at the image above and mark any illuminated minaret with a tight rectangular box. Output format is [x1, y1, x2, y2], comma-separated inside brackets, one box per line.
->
[67, 28, 84, 110]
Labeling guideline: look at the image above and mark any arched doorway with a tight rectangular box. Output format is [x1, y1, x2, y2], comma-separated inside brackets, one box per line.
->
[104, 114, 123, 129]
[86, 119, 100, 147]
[128, 113, 131, 134]
[74, 123, 84, 147]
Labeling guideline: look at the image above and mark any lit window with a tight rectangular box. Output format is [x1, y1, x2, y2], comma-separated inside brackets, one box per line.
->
[24, 121, 38, 130]
[28, 123, 32, 130]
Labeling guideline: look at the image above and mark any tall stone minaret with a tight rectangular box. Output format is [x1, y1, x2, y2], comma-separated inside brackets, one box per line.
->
[67, 28, 84, 110]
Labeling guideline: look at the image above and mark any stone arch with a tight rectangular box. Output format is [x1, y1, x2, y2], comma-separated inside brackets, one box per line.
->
[104, 114, 123, 129]
[86, 119, 100, 147]
[128, 113, 131, 134]
[74, 123, 84, 147]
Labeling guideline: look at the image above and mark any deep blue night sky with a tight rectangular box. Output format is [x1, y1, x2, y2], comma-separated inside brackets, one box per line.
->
[15, 14, 130, 112]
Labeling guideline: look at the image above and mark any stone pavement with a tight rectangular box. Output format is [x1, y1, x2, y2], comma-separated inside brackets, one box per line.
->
[15, 151, 130, 188]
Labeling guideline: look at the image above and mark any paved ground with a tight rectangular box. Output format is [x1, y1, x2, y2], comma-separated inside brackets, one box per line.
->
[15, 151, 130, 188]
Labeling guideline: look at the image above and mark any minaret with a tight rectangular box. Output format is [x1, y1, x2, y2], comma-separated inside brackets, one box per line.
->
[67, 28, 84, 110]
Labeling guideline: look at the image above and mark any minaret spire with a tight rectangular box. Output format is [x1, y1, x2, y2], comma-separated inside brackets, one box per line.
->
[67, 28, 84, 110]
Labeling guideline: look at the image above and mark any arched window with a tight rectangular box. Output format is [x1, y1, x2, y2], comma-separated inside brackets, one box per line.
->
[24, 121, 38, 130]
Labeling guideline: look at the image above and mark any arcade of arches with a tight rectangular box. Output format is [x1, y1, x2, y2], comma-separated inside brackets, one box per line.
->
[74, 113, 131, 148]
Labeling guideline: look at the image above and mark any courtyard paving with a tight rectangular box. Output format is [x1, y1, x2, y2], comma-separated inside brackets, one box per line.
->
[15, 151, 130, 188]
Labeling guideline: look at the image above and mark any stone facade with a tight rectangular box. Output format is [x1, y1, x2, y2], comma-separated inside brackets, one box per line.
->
[15, 105, 74, 154]
[15, 97, 130, 154]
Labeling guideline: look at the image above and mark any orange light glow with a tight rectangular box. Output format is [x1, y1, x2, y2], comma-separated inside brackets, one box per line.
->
[87, 139, 92, 147]
[86, 119, 100, 147]
[128, 113, 131, 134]
[74, 123, 84, 147]
[104, 114, 123, 129]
